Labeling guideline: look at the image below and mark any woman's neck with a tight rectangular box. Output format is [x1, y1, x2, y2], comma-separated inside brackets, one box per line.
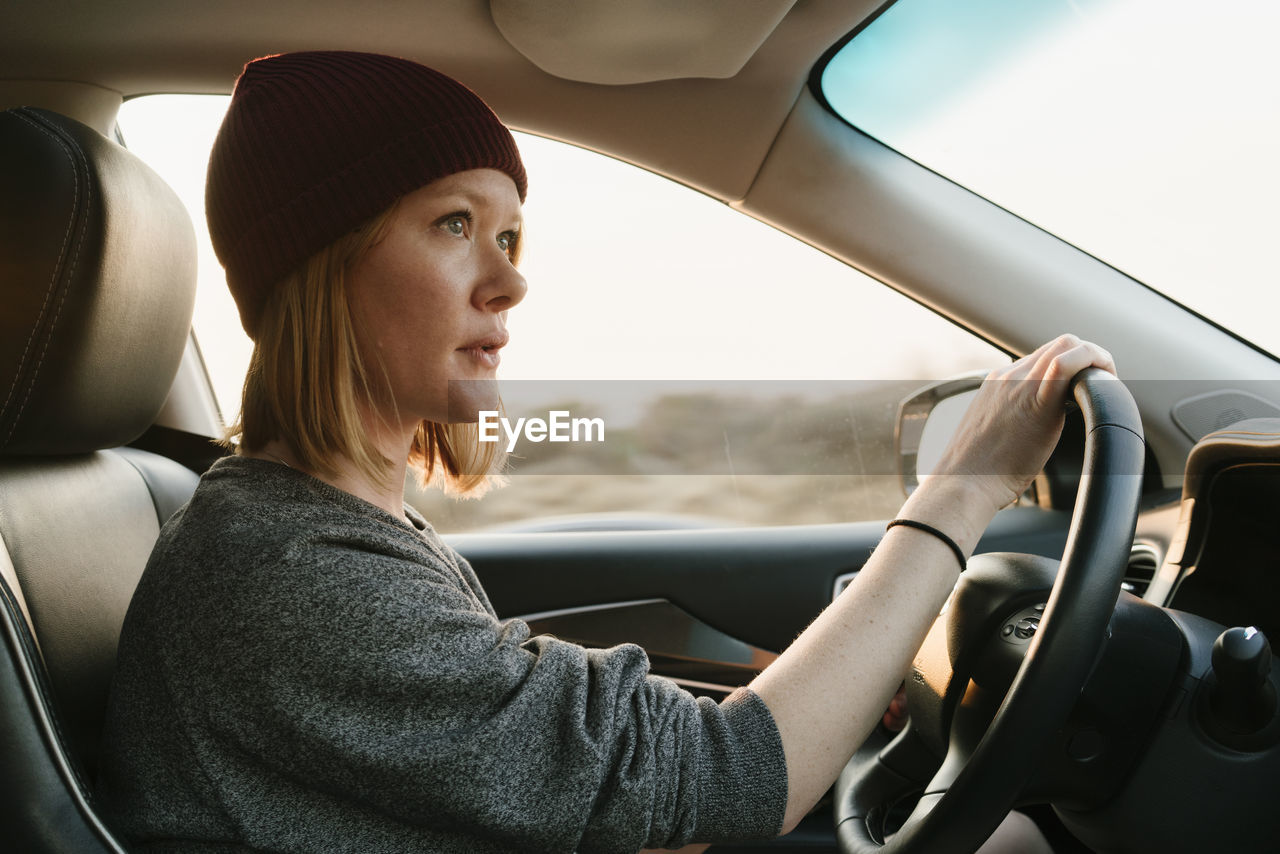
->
[250, 435, 413, 525]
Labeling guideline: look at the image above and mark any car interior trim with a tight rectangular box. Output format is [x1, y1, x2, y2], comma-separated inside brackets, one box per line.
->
[832, 570, 860, 602]
[0, 81, 122, 137]
[150, 334, 225, 440]
[1149, 418, 1280, 606]
[490, 0, 797, 85]
[521, 597, 778, 678]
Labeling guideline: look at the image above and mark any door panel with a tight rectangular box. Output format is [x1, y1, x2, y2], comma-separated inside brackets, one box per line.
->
[523, 599, 779, 700]
[449, 506, 1072, 654]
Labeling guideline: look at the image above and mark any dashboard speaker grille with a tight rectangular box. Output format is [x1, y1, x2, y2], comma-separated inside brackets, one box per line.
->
[1172, 390, 1280, 442]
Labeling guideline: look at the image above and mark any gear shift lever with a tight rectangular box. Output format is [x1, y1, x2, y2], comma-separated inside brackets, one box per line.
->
[1199, 626, 1277, 749]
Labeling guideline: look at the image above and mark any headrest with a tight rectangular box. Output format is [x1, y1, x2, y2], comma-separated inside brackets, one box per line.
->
[0, 107, 196, 455]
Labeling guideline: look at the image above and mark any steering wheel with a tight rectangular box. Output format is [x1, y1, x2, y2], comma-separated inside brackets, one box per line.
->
[835, 368, 1146, 853]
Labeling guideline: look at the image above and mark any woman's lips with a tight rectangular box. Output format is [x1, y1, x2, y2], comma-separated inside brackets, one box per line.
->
[458, 333, 507, 369]
[460, 345, 501, 368]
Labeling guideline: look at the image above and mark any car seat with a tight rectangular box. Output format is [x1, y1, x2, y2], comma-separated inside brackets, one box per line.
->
[0, 107, 200, 852]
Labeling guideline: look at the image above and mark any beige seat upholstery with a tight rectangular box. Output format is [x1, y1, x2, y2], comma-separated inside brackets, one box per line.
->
[0, 107, 199, 852]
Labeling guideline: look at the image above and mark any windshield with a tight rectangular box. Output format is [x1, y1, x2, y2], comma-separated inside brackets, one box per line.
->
[820, 0, 1280, 358]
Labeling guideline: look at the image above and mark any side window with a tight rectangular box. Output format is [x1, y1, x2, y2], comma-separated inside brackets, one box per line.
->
[119, 95, 1008, 531]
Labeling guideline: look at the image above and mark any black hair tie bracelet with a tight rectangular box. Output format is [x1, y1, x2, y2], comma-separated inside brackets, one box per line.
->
[885, 518, 966, 571]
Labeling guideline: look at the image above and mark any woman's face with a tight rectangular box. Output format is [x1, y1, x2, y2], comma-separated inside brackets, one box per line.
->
[347, 168, 526, 431]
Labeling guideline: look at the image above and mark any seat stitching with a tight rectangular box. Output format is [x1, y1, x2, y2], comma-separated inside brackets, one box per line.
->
[2, 110, 92, 445]
[0, 112, 79, 423]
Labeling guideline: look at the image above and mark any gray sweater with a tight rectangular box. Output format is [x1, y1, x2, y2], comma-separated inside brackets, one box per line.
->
[98, 457, 788, 852]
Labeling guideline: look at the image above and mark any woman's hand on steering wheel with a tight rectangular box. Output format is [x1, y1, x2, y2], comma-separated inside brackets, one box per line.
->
[927, 333, 1117, 514]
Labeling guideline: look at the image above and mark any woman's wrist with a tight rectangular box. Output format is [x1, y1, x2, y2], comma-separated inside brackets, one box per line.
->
[898, 475, 1005, 560]
[886, 519, 967, 570]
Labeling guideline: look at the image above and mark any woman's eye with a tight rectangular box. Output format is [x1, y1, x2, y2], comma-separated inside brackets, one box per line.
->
[443, 215, 467, 236]
[497, 232, 517, 255]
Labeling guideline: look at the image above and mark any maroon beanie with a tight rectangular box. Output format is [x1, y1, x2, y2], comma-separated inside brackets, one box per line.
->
[206, 51, 527, 337]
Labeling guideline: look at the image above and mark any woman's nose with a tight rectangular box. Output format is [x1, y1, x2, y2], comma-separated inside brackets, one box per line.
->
[475, 251, 527, 313]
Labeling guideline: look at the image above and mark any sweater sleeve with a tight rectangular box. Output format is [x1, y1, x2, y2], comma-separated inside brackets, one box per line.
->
[187, 537, 788, 853]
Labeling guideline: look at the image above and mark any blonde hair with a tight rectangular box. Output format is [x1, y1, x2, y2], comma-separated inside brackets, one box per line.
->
[222, 206, 507, 498]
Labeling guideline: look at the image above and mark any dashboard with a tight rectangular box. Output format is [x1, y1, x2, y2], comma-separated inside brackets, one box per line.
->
[1147, 418, 1280, 637]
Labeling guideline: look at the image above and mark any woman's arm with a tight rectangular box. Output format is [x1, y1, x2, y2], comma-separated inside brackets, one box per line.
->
[750, 334, 1116, 833]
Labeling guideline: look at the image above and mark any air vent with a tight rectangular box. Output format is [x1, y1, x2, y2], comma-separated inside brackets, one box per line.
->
[1122, 543, 1160, 598]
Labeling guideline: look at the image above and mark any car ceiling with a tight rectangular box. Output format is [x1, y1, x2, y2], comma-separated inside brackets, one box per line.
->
[1, 0, 880, 201]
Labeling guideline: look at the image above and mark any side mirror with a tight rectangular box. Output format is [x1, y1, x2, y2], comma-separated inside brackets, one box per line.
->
[895, 373, 985, 496]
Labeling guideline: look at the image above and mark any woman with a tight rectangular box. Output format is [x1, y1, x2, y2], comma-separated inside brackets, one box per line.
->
[99, 51, 1110, 852]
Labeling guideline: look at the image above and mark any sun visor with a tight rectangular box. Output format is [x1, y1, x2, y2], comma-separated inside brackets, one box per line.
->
[490, 0, 796, 85]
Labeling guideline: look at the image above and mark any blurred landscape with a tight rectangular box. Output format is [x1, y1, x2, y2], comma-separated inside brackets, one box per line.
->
[410, 380, 926, 532]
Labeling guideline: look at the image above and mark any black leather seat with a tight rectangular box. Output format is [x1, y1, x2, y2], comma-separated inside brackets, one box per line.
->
[0, 107, 200, 852]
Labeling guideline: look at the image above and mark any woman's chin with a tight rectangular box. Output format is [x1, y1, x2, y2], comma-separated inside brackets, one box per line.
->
[445, 378, 502, 423]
